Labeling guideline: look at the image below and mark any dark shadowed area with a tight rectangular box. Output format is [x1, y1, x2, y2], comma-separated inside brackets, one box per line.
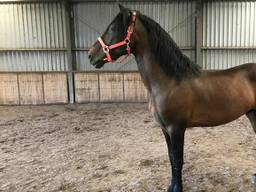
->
[0, 104, 255, 192]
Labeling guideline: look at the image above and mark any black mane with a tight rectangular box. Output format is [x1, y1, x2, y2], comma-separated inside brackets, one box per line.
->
[137, 14, 201, 81]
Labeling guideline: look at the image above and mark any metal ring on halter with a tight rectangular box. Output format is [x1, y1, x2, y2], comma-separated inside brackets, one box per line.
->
[125, 39, 130, 44]
[103, 47, 109, 53]
[125, 39, 130, 49]
[126, 43, 130, 50]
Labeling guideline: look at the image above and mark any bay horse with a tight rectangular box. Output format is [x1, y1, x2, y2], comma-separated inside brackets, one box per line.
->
[88, 5, 256, 192]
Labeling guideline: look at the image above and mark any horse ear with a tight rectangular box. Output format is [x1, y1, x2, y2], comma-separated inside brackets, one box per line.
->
[119, 4, 131, 18]
[119, 4, 126, 12]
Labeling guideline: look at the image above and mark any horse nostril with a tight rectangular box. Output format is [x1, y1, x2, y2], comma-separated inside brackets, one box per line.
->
[88, 54, 92, 59]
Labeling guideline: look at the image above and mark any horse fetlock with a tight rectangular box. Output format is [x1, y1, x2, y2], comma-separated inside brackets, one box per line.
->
[168, 182, 183, 192]
[252, 174, 256, 185]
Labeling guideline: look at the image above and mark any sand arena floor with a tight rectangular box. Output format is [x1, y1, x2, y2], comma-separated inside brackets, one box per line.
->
[0, 104, 255, 192]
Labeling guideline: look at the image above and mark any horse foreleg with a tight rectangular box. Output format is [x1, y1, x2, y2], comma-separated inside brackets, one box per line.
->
[162, 124, 186, 192]
[246, 110, 256, 133]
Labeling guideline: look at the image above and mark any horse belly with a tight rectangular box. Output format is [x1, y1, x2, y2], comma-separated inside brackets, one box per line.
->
[190, 104, 249, 127]
[189, 82, 255, 127]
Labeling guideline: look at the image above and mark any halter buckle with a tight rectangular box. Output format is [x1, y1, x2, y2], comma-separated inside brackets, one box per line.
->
[103, 47, 109, 53]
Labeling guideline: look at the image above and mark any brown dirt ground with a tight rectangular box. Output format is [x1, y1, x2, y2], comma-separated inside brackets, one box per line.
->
[0, 103, 255, 192]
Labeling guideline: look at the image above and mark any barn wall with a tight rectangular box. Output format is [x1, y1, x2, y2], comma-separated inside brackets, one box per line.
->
[0, 0, 196, 104]
[0, 72, 147, 105]
[0, 2, 68, 72]
[1, 0, 256, 104]
[202, 1, 256, 69]
[0, 73, 19, 105]
[0, 72, 68, 105]
[74, 72, 148, 103]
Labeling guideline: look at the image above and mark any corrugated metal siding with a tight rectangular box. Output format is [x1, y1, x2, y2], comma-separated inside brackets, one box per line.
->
[0, 2, 68, 71]
[1, 1, 256, 72]
[203, 50, 256, 70]
[203, 1, 256, 69]
[0, 51, 68, 71]
[73, 1, 196, 71]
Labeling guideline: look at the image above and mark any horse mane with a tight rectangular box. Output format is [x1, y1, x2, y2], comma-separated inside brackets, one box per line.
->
[137, 14, 201, 81]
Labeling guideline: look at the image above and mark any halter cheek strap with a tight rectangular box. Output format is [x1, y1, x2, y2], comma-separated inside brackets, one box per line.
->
[97, 11, 137, 63]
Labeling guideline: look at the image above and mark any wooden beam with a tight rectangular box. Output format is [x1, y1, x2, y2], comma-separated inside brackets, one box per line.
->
[195, 0, 203, 67]
[65, 1, 75, 103]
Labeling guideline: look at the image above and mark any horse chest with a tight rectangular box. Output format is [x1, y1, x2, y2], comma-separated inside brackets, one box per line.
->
[149, 96, 189, 127]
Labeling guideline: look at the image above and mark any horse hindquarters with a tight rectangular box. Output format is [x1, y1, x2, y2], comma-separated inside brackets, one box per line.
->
[246, 110, 256, 133]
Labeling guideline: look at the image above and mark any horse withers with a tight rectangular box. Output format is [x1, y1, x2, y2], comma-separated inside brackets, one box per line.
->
[88, 5, 256, 192]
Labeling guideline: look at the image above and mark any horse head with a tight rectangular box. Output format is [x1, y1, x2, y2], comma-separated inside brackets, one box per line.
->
[88, 5, 137, 68]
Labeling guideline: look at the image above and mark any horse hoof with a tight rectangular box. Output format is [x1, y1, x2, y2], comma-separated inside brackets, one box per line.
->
[168, 184, 182, 192]
[252, 174, 256, 185]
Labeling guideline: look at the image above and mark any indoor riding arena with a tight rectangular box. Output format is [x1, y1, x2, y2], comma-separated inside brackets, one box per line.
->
[0, 1, 256, 192]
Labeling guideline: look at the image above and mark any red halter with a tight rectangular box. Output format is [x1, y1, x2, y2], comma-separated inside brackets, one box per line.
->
[97, 11, 137, 63]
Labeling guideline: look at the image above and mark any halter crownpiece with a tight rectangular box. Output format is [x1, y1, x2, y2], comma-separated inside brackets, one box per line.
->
[97, 11, 137, 63]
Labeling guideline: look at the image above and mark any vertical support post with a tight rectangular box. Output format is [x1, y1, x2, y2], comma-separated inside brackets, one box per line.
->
[65, 1, 76, 103]
[195, 0, 203, 67]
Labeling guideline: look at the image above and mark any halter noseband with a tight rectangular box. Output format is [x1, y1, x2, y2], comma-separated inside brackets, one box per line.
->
[97, 11, 137, 63]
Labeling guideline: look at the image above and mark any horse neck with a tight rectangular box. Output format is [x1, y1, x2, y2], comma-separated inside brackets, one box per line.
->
[131, 16, 201, 99]
[133, 20, 173, 96]
[132, 22, 175, 97]
[134, 46, 175, 98]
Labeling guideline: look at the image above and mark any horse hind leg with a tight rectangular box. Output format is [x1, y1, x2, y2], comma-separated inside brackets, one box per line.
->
[246, 110, 256, 186]
[246, 110, 256, 133]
